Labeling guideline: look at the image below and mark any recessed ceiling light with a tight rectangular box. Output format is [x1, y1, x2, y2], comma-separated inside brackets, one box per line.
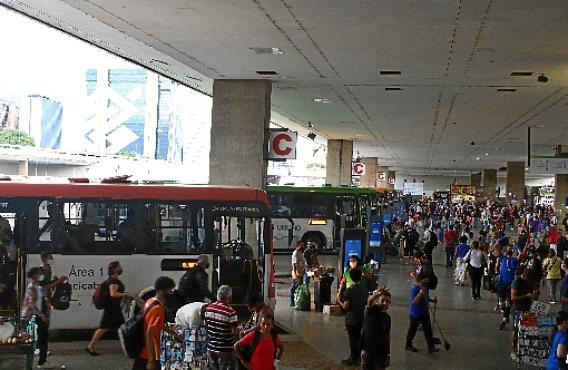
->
[484, 153, 489, 156]
[497, 88, 517, 92]
[385, 87, 403, 91]
[250, 47, 284, 55]
[476, 157, 480, 160]
[256, 70, 278, 76]
[313, 98, 332, 103]
[380, 70, 402, 75]
[510, 71, 533, 77]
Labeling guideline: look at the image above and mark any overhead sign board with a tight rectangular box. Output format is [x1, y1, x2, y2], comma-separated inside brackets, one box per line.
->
[377, 172, 386, 181]
[352, 162, 366, 176]
[529, 157, 568, 174]
[267, 130, 297, 160]
[403, 182, 423, 196]
[450, 184, 477, 201]
[388, 177, 395, 185]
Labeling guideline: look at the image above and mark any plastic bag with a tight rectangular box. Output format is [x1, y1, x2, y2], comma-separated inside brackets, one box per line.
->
[294, 283, 310, 311]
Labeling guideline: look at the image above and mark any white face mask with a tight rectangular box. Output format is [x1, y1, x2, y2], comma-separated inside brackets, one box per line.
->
[349, 262, 357, 269]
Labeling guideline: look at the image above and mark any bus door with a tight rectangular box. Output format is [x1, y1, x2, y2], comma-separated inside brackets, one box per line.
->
[213, 212, 264, 317]
[0, 199, 32, 317]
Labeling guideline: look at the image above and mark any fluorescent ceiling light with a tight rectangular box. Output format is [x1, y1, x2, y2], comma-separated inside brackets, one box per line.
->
[250, 47, 284, 55]
[313, 98, 332, 103]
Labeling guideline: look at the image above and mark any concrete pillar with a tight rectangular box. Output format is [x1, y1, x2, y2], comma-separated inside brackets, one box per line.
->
[483, 169, 497, 199]
[387, 171, 396, 191]
[555, 146, 568, 222]
[18, 160, 28, 176]
[506, 161, 525, 203]
[376, 166, 390, 189]
[470, 173, 481, 187]
[325, 140, 353, 186]
[209, 80, 271, 188]
[359, 157, 378, 187]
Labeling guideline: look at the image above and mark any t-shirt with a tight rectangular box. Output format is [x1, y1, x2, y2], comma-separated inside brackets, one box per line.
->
[205, 301, 238, 352]
[546, 330, 568, 370]
[343, 284, 368, 326]
[560, 275, 568, 313]
[409, 283, 428, 318]
[139, 299, 165, 360]
[291, 249, 306, 277]
[444, 230, 458, 248]
[511, 278, 533, 313]
[498, 255, 518, 284]
[456, 243, 470, 258]
[544, 257, 562, 280]
[106, 277, 125, 312]
[240, 331, 281, 370]
[361, 306, 391, 357]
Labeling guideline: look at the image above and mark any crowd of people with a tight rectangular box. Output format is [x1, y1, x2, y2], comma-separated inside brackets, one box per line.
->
[384, 196, 568, 369]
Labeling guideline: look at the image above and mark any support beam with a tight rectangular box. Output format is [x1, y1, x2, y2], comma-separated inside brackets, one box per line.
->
[325, 140, 353, 186]
[209, 80, 271, 188]
[18, 160, 28, 176]
[470, 173, 481, 187]
[506, 161, 525, 203]
[376, 166, 390, 189]
[359, 157, 378, 187]
[483, 169, 497, 199]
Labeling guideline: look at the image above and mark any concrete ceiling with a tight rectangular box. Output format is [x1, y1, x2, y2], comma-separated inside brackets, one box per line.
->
[2, 0, 568, 175]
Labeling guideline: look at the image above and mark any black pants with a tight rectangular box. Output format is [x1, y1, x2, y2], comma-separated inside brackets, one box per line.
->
[405, 315, 435, 350]
[36, 317, 49, 365]
[346, 324, 363, 363]
[469, 265, 483, 298]
[132, 357, 161, 370]
[445, 247, 455, 267]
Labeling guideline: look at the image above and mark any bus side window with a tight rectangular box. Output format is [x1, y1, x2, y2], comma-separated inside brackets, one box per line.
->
[156, 203, 186, 254]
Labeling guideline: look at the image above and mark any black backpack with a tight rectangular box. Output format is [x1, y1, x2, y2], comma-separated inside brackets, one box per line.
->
[428, 232, 438, 247]
[428, 271, 438, 290]
[51, 282, 72, 311]
[118, 300, 160, 359]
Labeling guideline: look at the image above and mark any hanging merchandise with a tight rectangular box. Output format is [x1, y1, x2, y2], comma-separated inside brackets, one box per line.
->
[516, 312, 555, 367]
[161, 324, 208, 370]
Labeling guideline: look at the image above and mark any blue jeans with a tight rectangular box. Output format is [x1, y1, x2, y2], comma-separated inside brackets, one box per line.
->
[290, 278, 301, 305]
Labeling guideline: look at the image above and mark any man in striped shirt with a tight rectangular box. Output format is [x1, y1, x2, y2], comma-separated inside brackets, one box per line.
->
[205, 285, 239, 370]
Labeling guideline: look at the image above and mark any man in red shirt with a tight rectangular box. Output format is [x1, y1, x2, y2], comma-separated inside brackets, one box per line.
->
[444, 225, 459, 267]
[132, 276, 181, 370]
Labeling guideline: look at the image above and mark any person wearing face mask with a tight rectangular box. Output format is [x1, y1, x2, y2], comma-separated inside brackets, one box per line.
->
[360, 289, 392, 370]
[133, 276, 182, 370]
[178, 254, 215, 304]
[36, 251, 67, 366]
[87, 261, 134, 356]
[336, 254, 371, 300]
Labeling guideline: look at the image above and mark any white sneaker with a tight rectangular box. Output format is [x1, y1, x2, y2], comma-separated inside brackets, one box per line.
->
[34, 349, 51, 356]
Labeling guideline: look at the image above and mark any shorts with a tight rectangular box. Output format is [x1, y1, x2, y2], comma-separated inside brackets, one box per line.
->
[497, 282, 511, 300]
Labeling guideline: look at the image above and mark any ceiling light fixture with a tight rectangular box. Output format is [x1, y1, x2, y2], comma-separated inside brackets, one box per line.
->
[308, 121, 314, 128]
[510, 71, 533, 77]
[484, 153, 489, 156]
[313, 98, 332, 103]
[497, 88, 517, 92]
[385, 87, 403, 91]
[249, 47, 284, 55]
[476, 157, 480, 160]
[256, 70, 278, 76]
[537, 74, 549, 83]
[149, 59, 169, 66]
[380, 70, 402, 75]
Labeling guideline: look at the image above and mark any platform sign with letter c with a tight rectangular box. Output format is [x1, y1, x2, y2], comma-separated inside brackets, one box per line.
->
[352, 162, 366, 176]
[268, 130, 297, 160]
[377, 172, 386, 181]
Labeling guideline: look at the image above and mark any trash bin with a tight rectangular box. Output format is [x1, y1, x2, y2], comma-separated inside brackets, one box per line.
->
[313, 275, 334, 312]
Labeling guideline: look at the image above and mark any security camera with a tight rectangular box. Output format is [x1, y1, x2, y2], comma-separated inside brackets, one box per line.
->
[470, 141, 475, 146]
[537, 74, 549, 83]
[307, 132, 316, 140]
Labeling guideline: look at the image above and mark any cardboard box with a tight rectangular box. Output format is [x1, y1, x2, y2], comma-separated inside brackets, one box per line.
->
[323, 304, 342, 316]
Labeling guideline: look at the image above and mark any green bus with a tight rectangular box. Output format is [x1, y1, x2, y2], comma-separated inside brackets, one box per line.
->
[267, 186, 382, 253]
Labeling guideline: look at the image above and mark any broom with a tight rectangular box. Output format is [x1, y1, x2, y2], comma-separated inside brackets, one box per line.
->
[429, 301, 451, 351]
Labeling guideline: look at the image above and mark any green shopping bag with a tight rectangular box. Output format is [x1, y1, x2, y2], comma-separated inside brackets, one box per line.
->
[294, 283, 310, 311]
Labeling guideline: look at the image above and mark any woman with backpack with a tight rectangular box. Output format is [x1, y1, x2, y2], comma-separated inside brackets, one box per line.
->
[235, 314, 283, 370]
[87, 261, 134, 356]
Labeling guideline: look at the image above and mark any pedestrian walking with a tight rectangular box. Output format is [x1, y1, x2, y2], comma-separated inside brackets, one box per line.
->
[405, 273, 438, 353]
[87, 261, 134, 356]
[465, 241, 484, 300]
[360, 289, 392, 370]
[497, 246, 518, 331]
[543, 249, 562, 304]
[132, 276, 181, 370]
